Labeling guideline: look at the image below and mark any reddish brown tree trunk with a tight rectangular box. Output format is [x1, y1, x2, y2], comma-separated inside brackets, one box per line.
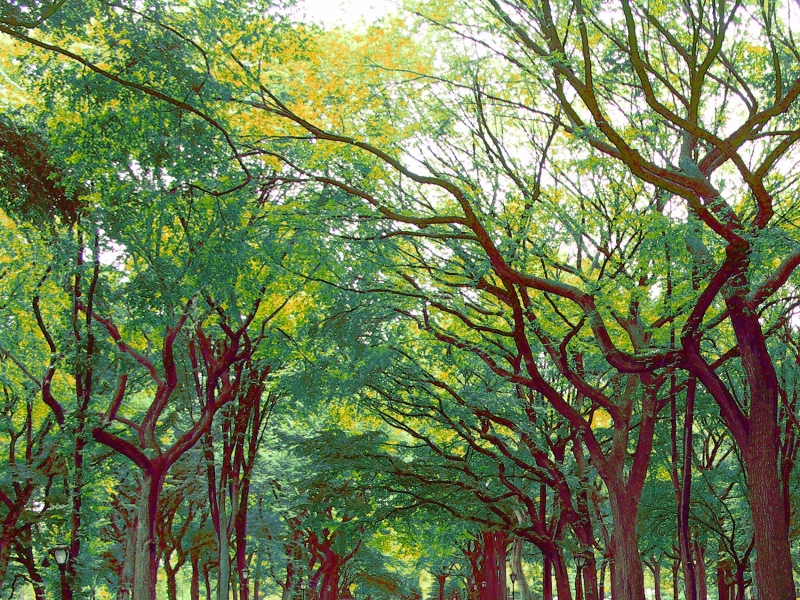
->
[672, 562, 679, 600]
[436, 574, 447, 600]
[598, 560, 605, 600]
[318, 562, 340, 600]
[734, 566, 747, 600]
[236, 485, 251, 600]
[607, 492, 646, 600]
[191, 551, 201, 600]
[671, 377, 697, 600]
[578, 559, 598, 600]
[717, 560, 733, 600]
[551, 552, 572, 600]
[717, 294, 795, 599]
[203, 562, 213, 600]
[165, 561, 179, 600]
[17, 541, 46, 600]
[652, 561, 662, 600]
[693, 540, 707, 600]
[0, 510, 22, 584]
[66, 400, 88, 600]
[542, 554, 553, 600]
[480, 530, 507, 600]
[66, 236, 101, 600]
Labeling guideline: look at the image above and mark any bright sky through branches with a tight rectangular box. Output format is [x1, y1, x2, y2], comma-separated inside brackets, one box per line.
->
[299, 0, 393, 26]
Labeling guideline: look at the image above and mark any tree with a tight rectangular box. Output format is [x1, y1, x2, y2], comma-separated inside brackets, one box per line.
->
[4, 0, 800, 598]
[228, 0, 800, 594]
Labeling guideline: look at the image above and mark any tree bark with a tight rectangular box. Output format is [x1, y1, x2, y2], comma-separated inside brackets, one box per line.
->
[651, 561, 662, 600]
[672, 562, 679, 600]
[598, 560, 605, 600]
[132, 469, 166, 600]
[436, 574, 447, 600]
[480, 530, 507, 600]
[120, 517, 138, 599]
[165, 560, 179, 600]
[542, 553, 553, 600]
[204, 562, 213, 600]
[509, 538, 533, 600]
[0, 508, 23, 585]
[551, 552, 572, 600]
[717, 560, 733, 600]
[693, 540, 706, 600]
[191, 551, 201, 600]
[671, 377, 697, 600]
[720, 294, 795, 599]
[607, 492, 646, 600]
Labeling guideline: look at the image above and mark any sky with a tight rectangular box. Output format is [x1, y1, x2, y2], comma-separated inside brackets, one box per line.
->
[299, 0, 395, 27]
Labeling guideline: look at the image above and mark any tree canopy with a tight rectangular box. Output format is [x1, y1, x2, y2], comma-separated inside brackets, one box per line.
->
[1, 0, 800, 599]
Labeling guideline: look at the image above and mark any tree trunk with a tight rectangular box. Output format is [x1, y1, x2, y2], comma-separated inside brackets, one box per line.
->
[217, 532, 231, 600]
[717, 560, 733, 600]
[598, 561, 605, 600]
[133, 484, 155, 600]
[0, 502, 26, 584]
[319, 562, 341, 600]
[727, 301, 795, 599]
[119, 519, 138, 600]
[509, 538, 533, 600]
[734, 566, 747, 600]
[132, 470, 165, 600]
[672, 377, 697, 600]
[693, 540, 707, 600]
[652, 561, 662, 600]
[542, 553, 553, 600]
[672, 562, 679, 600]
[191, 552, 201, 600]
[481, 531, 507, 600]
[235, 487, 250, 600]
[551, 552, 573, 600]
[166, 563, 179, 600]
[204, 563, 213, 600]
[436, 574, 447, 600]
[33, 578, 46, 600]
[581, 557, 599, 600]
[607, 493, 646, 600]
[18, 542, 46, 600]
[746, 431, 794, 600]
[67, 408, 87, 600]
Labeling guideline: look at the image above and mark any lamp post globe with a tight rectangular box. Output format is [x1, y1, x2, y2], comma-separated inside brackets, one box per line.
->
[574, 552, 588, 600]
[53, 546, 69, 568]
[241, 567, 250, 582]
[51, 545, 69, 600]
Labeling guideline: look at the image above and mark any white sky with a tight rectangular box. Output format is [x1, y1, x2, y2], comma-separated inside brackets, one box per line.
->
[298, 0, 395, 27]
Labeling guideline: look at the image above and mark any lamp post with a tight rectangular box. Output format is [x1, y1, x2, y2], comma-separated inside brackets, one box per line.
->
[52, 545, 69, 600]
[300, 580, 307, 600]
[510, 572, 517, 600]
[241, 567, 250, 598]
[574, 552, 588, 600]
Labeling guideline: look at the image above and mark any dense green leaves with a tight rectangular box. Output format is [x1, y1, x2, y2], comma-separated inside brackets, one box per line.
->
[2, 0, 800, 598]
